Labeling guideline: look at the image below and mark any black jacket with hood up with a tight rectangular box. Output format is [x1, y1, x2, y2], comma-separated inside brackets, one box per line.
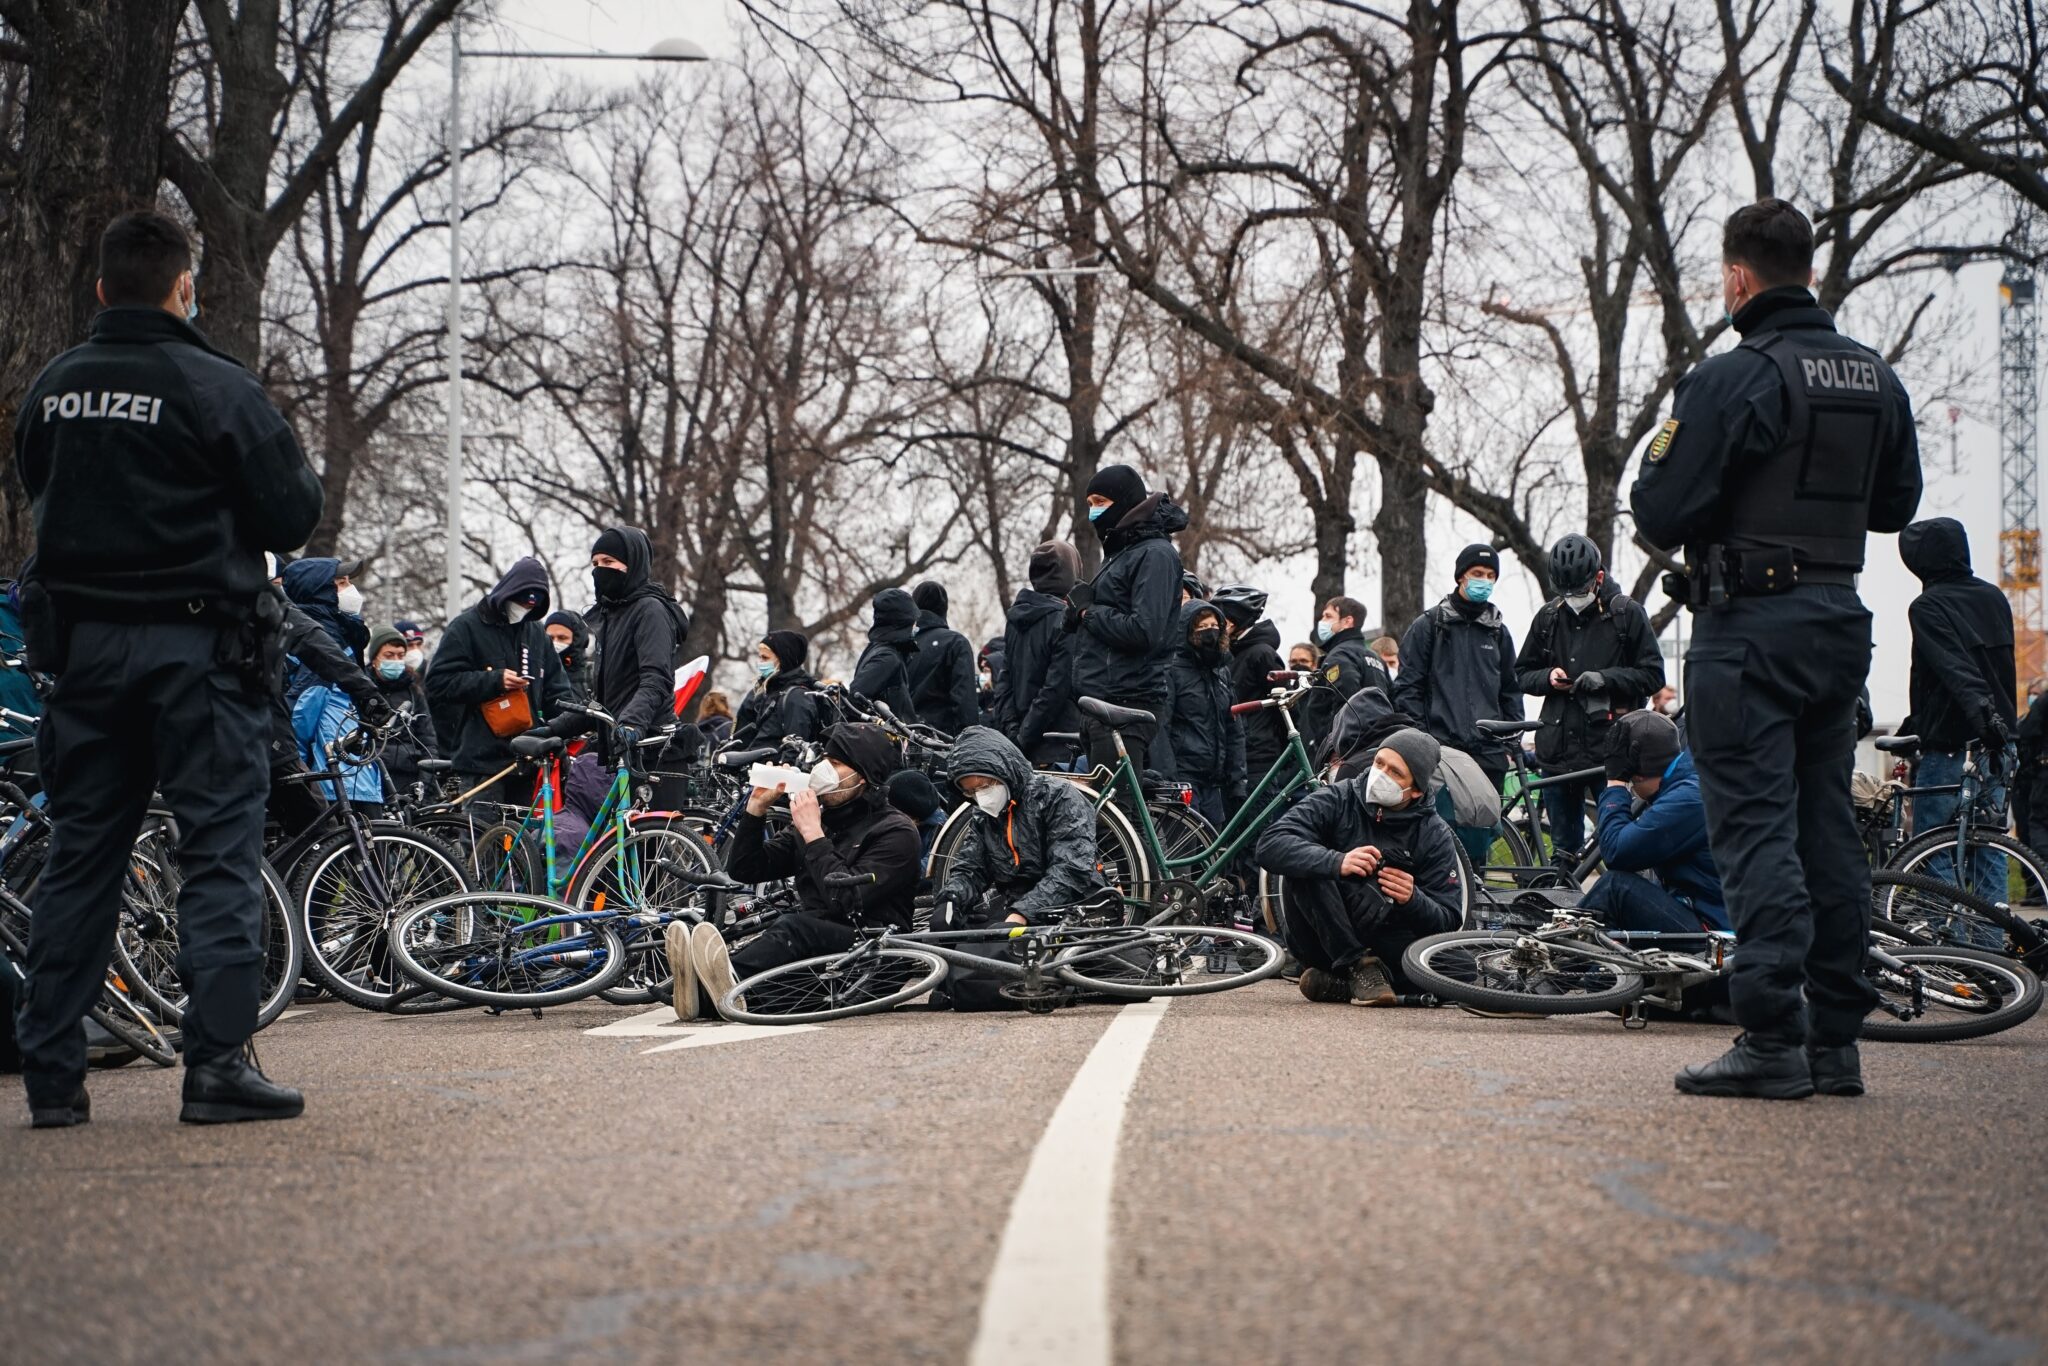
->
[1513, 576, 1664, 770]
[724, 723, 921, 928]
[1901, 517, 2016, 753]
[851, 588, 920, 722]
[1154, 600, 1246, 792]
[907, 604, 979, 735]
[999, 587, 1079, 757]
[545, 610, 595, 701]
[939, 727, 1104, 920]
[577, 526, 691, 743]
[1228, 618, 1289, 777]
[1071, 492, 1187, 707]
[1254, 766, 1464, 939]
[424, 557, 574, 775]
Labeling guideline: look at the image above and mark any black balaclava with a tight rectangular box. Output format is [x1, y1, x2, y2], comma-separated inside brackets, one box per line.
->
[1085, 464, 1148, 537]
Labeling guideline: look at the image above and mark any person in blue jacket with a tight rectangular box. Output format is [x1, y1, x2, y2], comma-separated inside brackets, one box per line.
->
[1582, 710, 1727, 934]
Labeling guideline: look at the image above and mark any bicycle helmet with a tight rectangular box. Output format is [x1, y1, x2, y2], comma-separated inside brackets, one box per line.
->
[1209, 583, 1269, 627]
[1611, 709, 1681, 779]
[1547, 533, 1603, 596]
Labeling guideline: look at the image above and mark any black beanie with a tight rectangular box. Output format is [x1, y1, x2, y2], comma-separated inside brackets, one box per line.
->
[761, 629, 808, 672]
[1086, 464, 1147, 508]
[1454, 543, 1501, 582]
[593, 527, 632, 563]
[886, 769, 943, 822]
[912, 581, 948, 615]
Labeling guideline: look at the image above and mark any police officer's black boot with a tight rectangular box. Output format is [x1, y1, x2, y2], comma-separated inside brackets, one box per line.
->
[1806, 1041, 1864, 1097]
[179, 1044, 303, 1124]
[27, 1083, 90, 1129]
[1674, 1033, 1814, 1099]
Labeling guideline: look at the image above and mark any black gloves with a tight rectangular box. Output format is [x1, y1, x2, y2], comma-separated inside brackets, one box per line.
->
[1062, 600, 1085, 634]
[1572, 670, 1607, 696]
[1603, 725, 1634, 781]
[617, 723, 642, 755]
[1982, 714, 2012, 758]
[358, 692, 395, 729]
[1069, 580, 1095, 609]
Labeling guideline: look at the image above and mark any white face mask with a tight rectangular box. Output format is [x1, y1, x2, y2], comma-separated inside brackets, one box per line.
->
[1563, 591, 1595, 614]
[809, 758, 843, 794]
[1659, 698, 1681, 717]
[551, 638, 570, 654]
[972, 782, 1010, 817]
[506, 602, 532, 624]
[403, 648, 424, 671]
[335, 583, 364, 616]
[1365, 767, 1409, 809]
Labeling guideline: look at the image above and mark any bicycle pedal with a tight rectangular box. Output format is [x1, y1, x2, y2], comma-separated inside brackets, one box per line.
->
[1621, 1000, 1648, 1030]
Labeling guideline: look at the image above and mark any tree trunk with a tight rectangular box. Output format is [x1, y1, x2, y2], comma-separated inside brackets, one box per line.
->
[1373, 456, 1429, 631]
[0, 0, 185, 570]
[306, 294, 360, 555]
[1309, 497, 1353, 628]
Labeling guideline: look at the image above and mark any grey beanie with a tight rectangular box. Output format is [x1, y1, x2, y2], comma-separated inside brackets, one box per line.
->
[1378, 727, 1442, 796]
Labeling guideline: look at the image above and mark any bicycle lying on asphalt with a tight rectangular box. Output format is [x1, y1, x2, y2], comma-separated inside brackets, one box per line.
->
[715, 872, 1285, 1024]
[1399, 871, 2042, 1042]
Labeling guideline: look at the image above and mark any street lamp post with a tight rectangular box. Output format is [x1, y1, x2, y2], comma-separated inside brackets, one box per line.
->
[442, 25, 707, 620]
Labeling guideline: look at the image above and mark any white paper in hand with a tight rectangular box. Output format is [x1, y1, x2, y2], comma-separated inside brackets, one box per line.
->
[748, 763, 809, 795]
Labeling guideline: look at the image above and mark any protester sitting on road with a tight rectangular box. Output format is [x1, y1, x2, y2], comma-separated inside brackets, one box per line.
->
[1582, 711, 1728, 935]
[365, 623, 439, 799]
[733, 629, 821, 749]
[1288, 642, 1320, 673]
[424, 556, 575, 807]
[1154, 599, 1245, 825]
[885, 768, 947, 883]
[933, 726, 1105, 929]
[544, 609, 595, 702]
[680, 722, 920, 1019]
[1255, 727, 1463, 1007]
[851, 586, 921, 723]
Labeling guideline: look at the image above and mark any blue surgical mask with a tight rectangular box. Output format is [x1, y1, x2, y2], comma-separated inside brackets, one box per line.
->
[1314, 621, 1334, 644]
[185, 273, 200, 322]
[1464, 578, 1494, 604]
[376, 660, 406, 681]
[1087, 504, 1108, 522]
[756, 660, 777, 680]
[1722, 309, 1734, 327]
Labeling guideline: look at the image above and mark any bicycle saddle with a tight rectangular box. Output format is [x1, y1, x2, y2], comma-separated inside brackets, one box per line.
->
[508, 735, 566, 759]
[1874, 734, 1919, 754]
[1077, 697, 1157, 728]
[1476, 718, 1544, 738]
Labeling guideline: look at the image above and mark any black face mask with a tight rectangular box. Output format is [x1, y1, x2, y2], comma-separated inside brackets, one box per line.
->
[593, 566, 629, 600]
[1190, 629, 1222, 652]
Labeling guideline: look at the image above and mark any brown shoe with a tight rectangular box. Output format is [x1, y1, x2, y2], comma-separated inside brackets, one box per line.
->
[1298, 967, 1350, 1003]
[1347, 956, 1397, 1007]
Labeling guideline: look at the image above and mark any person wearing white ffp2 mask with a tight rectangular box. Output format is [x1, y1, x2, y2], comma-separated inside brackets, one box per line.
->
[930, 726, 1106, 935]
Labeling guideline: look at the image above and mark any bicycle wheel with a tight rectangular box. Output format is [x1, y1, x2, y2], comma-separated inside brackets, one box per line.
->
[92, 973, 178, 1067]
[1862, 946, 2042, 1043]
[569, 826, 720, 1004]
[389, 892, 629, 1008]
[927, 787, 1152, 914]
[1871, 868, 2016, 952]
[1402, 930, 1648, 1014]
[1887, 827, 2048, 922]
[110, 842, 301, 1032]
[1053, 924, 1283, 997]
[411, 815, 536, 893]
[294, 824, 470, 1010]
[1480, 821, 1538, 891]
[719, 944, 948, 1024]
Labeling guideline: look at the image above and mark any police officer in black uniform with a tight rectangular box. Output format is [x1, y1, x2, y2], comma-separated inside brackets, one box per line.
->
[11, 211, 324, 1128]
[1631, 199, 1921, 1100]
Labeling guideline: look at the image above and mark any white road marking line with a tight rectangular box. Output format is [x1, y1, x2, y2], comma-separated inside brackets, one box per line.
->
[970, 1000, 1170, 1366]
[581, 1004, 820, 1052]
[274, 1008, 313, 1022]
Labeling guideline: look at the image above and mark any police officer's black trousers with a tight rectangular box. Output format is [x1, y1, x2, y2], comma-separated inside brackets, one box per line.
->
[1683, 588, 1879, 1047]
[16, 623, 270, 1100]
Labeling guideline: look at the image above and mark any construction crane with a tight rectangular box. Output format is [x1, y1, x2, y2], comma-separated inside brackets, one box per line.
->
[2000, 206, 2043, 702]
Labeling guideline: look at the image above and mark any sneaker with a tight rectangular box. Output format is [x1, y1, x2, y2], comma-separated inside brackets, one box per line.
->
[690, 922, 741, 1019]
[665, 920, 701, 1022]
[1347, 956, 1397, 1007]
[1298, 967, 1350, 1003]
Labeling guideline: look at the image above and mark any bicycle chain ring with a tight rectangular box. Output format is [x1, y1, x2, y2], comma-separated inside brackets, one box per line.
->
[1150, 878, 1209, 923]
[1000, 980, 1072, 1014]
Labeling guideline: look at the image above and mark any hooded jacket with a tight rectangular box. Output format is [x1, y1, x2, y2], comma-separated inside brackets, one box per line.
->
[1592, 750, 1726, 928]
[1900, 518, 2016, 752]
[268, 587, 376, 773]
[939, 727, 1104, 920]
[998, 586, 1079, 757]
[733, 665, 821, 750]
[578, 527, 690, 743]
[1392, 595, 1524, 767]
[1228, 618, 1289, 776]
[1299, 623, 1393, 752]
[851, 588, 919, 722]
[280, 555, 370, 706]
[1254, 770, 1463, 939]
[907, 605, 980, 735]
[1072, 492, 1187, 707]
[545, 609, 595, 701]
[723, 723, 921, 928]
[1513, 576, 1664, 770]
[1155, 601, 1245, 791]
[1323, 686, 1424, 777]
[424, 557, 573, 775]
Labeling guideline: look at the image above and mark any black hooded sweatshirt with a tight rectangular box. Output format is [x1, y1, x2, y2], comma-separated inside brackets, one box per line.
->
[907, 602, 979, 735]
[424, 557, 574, 775]
[1155, 600, 1246, 791]
[723, 723, 920, 927]
[1000, 587, 1080, 758]
[851, 588, 919, 722]
[1901, 517, 2015, 752]
[1072, 491, 1188, 706]
[544, 609, 595, 701]
[578, 526, 690, 742]
[734, 666, 822, 749]
[1228, 618, 1289, 777]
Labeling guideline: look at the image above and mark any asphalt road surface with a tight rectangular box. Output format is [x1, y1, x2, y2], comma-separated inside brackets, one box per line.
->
[6, 983, 2046, 1365]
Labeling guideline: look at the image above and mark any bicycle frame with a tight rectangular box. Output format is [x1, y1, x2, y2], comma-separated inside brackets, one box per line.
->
[1489, 744, 1605, 885]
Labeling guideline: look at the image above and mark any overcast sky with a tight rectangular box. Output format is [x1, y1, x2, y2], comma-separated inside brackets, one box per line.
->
[466, 0, 2029, 729]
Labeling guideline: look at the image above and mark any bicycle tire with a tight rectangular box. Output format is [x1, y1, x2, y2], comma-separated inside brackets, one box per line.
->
[1862, 946, 2043, 1043]
[1886, 827, 2048, 918]
[720, 944, 948, 1024]
[1870, 868, 2019, 952]
[1402, 930, 1648, 1014]
[409, 815, 537, 893]
[570, 826, 720, 1004]
[927, 786, 1152, 913]
[389, 892, 630, 1008]
[109, 839, 302, 1032]
[91, 977, 178, 1067]
[294, 823, 470, 1010]
[1053, 924, 1283, 997]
